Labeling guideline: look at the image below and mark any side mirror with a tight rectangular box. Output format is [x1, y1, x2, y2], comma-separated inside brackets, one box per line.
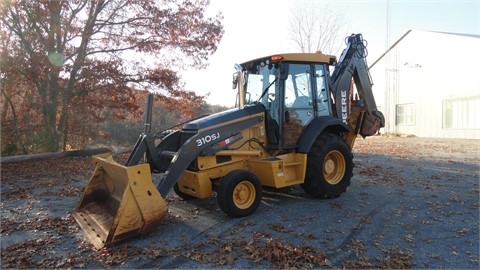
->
[232, 72, 238, 89]
[232, 63, 242, 89]
[232, 64, 246, 108]
[234, 63, 242, 72]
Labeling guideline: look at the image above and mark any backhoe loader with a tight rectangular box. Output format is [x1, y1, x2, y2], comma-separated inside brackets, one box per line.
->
[73, 33, 385, 249]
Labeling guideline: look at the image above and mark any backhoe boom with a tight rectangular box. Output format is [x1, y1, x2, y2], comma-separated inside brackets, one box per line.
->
[330, 34, 385, 146]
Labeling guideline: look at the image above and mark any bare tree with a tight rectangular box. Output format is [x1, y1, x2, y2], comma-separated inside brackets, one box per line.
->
[289, 1, 346, 54]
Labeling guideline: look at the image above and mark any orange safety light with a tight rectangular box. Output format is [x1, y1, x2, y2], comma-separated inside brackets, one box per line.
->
[270, 55, 283, 62]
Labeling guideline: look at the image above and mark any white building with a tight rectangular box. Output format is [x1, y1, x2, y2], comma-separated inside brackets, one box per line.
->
[369, 30, 480, 139]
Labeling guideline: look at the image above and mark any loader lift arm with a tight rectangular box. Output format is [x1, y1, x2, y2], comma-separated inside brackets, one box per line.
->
[127, 114, 263, 197]
[330, 34, 385, 147]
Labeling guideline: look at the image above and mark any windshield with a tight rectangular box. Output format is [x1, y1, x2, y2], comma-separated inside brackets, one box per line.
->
[243, 63, 279, 107]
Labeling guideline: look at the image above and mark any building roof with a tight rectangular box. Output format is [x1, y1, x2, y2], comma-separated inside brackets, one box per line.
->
[370, 30, 480, 69]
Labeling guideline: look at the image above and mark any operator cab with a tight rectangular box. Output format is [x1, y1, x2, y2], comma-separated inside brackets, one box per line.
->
[235, 54, 336, 149]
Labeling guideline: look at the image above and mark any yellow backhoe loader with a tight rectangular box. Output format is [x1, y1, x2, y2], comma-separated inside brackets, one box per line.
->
[73, 34, 385, 249]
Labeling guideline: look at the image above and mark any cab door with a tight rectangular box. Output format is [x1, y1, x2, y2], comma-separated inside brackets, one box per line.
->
[282, 63, 315, 146]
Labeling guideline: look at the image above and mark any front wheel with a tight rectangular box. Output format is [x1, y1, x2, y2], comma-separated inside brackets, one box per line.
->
[217, 170, 262, 217]
[301, 133, 353, 199]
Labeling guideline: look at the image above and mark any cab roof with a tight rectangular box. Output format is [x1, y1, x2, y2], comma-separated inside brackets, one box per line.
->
[241, 53, 337, 67]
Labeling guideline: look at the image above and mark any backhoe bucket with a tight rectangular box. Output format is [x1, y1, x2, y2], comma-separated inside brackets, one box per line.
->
[73, 153, 168, 249]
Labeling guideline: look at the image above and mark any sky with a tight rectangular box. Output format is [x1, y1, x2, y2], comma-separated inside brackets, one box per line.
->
[182, 0, 480, 107]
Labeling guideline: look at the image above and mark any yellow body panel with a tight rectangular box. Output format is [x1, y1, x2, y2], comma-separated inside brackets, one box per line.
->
[73, 154, 168, 249]
[177, 155, 249, 198]
[249, 153, 307, 188]
[177, 171, 212, 199]
[178, 151, 307, 196]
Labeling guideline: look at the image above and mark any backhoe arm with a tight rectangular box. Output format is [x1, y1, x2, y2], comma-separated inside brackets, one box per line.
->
[330, 34, 385, 147]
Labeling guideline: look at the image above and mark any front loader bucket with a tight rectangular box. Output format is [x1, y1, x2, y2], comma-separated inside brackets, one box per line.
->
[73, 153, 168, 249]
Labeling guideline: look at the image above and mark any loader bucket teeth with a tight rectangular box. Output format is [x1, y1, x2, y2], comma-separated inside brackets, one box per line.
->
[73, 153, 168, 249]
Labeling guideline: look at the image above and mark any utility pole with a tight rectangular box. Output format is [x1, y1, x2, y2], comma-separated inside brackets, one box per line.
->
[384, 0, 392, 133]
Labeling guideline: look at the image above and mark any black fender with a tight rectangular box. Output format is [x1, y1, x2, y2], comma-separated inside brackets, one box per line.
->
[297, 116, 350, 153]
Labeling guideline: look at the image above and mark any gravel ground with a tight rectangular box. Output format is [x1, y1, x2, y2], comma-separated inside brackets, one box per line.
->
[1, 135, 479, 269]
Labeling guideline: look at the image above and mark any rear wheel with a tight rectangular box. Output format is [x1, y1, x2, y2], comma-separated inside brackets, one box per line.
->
[217, 170, 262, 217]
[301, 133, 353, 199]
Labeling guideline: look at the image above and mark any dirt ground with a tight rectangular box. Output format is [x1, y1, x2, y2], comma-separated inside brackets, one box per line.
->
[1, 135, 479, 269]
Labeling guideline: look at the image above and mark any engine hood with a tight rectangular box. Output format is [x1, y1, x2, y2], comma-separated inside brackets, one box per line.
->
[182, 104, 265, 131]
